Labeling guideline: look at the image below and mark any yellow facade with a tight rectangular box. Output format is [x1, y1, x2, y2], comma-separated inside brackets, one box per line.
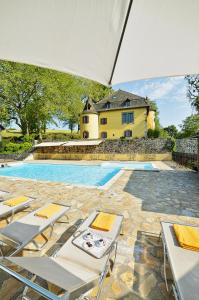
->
[147, 111, 155, 130]
[80, 113, 99, 139]
[98, 108, 147, 139]
[80, 107, 154, 139]
[80, 90, 156, 139]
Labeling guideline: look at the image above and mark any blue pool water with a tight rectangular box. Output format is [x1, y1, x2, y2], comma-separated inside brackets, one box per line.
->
[101, 162, 156, 170]
[0, 163, 121, 187]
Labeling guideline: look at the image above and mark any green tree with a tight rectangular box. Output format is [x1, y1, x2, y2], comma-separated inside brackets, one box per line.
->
[59, 79, 111, 131]
[0, 61, 61, 135]
[179, 114, 199, 137]
[83, 80, 112, 102]
[0, 60, 113, 137]
[185, 75, 199, 113]
[164, 125, 178, 138]
[0, 61, 86, 136]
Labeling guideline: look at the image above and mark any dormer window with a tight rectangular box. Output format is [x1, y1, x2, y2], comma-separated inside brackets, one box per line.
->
[123, 99, 130, 107]
[87, 104, 91, 110]
[104, 101, 111, 109]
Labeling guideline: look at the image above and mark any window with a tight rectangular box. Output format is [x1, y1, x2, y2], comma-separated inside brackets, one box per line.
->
[101, 132, 107, 139]
[82, 115, 89, 124]
[104, 101, 111, 109]
[100, 118, 107, 125]
[83, 131, 89, 139]
[122, 112, 134, 124]
[123, 99, 130, 107]
[124, 130, 132, 138]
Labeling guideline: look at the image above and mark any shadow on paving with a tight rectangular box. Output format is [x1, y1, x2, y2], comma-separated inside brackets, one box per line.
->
[124, 170, 199, 217]
[0, 219, 83, 300]
[45, 218, 83, 256]
[131, 231, 174, 300]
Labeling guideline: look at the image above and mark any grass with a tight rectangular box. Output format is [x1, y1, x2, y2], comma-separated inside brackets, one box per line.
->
[1, 129, 23, 138]
[1, 129, 76, 137]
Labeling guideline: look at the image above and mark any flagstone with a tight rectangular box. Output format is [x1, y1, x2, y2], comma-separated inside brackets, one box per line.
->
[0, 163, 198, 299]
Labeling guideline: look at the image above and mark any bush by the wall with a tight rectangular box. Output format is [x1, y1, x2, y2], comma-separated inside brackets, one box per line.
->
[1, 141, 32, 154]
[147, 129, 160, 138]
[147, 128, 170, 138]
[166, 137, 176, 151]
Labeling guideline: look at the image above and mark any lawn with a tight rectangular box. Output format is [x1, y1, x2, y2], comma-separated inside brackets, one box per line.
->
[1, 128, 76, 137]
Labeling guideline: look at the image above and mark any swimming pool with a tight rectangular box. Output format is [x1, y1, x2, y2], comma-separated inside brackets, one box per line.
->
[101, 162, 156, 170]
[0, 163, 121, 187]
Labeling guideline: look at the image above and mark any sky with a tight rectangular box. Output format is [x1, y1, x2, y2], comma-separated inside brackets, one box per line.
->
[113, 76, 194, 129]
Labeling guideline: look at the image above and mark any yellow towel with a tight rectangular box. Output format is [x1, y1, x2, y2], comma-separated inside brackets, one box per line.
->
[91, 212, 116, 231]
[4, 196, 28, 207]
[173, 224, 199, 252]
[35, 203, 62, 219]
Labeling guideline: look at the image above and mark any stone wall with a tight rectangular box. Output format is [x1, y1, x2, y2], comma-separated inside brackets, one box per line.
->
[173, 138, 198, 170]
[35, 138, 173, 154]
[0, 149, 34, 161]
[33, 139, 172, 161]
[175, 138, 198, 154]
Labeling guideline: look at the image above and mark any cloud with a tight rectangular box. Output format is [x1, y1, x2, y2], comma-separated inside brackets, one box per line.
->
[131, 76, 186, 102]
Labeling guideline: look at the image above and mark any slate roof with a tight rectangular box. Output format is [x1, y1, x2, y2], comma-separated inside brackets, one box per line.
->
[83, 90, 151, 113]
[82, 97, 98, 113]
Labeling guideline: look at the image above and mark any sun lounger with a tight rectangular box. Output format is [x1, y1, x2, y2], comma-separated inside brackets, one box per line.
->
[0, 210, 123, 299]
[0, 196, 35, 223]
[161, 221, 199, 300]
[0, 202, 70, 256]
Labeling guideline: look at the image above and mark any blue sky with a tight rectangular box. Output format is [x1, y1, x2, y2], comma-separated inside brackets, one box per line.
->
[113, 76, 193, 129]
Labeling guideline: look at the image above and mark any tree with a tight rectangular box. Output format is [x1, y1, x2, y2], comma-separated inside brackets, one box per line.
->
[0, 61, 61, 135]
[59, 78, 111, 131]
[185, 75, 199, 113]
[0, 60, 113, 136]
[179, 114, 199, 137]
[164, 125, 178, 138]
[0, 61, 84, 136]
[82, 80, 112, 102]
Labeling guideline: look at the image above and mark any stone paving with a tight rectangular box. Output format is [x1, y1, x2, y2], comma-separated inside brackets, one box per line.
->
[0, 162, 198, 299]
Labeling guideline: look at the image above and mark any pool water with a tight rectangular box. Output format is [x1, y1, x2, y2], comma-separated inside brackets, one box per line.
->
[0, 163, 121, 187]
[101, 162, 156, 170]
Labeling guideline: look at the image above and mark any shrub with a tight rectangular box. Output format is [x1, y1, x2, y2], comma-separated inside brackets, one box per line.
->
[20, 142, 32, 152]
[147, 129, 160, 138]
[22, 134, 36, 143]
[167, 137, 176, 151]
[4, 142, 21, 153]
[159, 129, 170, 138]
[2, 141, 32, 154]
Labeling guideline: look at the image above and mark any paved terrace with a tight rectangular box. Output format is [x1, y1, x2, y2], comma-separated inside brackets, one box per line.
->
[0, 162, 198, 299]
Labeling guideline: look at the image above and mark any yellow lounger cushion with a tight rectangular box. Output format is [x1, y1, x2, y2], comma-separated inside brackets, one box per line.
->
[35, 203, 62, 219]
[91, 212, 116, 231]
[4, 196, 28, 207]
[173, 224, 199, 252]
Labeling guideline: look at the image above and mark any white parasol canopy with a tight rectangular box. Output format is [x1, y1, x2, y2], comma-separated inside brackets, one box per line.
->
[0, 0, 198, 86]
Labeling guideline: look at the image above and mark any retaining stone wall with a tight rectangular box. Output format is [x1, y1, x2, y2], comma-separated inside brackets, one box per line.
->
[175, 139, 198, 154]
[35, 138, 173, 154]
